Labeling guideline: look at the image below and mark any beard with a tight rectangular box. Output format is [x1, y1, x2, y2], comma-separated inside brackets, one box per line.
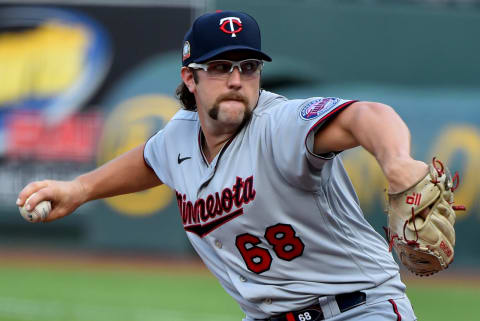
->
[208, 92, 252, 128]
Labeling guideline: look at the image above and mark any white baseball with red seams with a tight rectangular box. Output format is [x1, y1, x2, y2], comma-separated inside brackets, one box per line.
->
[18, 193, 52, 223]
[144, 90, 415, 320]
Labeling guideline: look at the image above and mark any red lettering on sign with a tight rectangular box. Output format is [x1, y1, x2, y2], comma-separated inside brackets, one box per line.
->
[5, 111, 102, 162]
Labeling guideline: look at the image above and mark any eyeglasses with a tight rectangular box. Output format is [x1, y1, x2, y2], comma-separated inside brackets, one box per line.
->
[187, 59, 263, 78]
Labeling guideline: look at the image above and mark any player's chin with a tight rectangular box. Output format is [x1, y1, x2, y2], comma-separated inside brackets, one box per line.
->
[217, 102, 248, 121]
[217, 114, 245, 128]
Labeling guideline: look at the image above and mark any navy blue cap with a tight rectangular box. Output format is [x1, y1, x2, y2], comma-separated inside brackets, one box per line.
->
[182, 11, 272, 66]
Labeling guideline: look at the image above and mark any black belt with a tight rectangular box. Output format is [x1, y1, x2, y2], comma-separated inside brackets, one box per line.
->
[265, 291, 366, 321]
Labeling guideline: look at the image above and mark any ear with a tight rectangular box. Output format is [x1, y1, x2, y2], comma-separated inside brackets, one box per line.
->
[181, 67, 196, 93]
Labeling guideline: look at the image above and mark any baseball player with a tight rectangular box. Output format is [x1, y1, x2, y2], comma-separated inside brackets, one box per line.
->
[18, 11, 462, 321]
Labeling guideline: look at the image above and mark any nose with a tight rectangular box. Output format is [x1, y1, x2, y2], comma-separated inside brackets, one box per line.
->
[227, 67, 242, 89]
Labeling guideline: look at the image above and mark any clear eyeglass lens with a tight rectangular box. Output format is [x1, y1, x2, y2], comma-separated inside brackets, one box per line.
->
[240, 60, 261, 74]
[205, 60, 262, 76]
[207, 61, 233, 75]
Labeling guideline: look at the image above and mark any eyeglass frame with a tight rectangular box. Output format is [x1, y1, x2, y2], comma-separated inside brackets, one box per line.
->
[187, 59, 264, 78]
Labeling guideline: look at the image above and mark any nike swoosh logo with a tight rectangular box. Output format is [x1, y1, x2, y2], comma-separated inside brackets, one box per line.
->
[177, 154, 192, 164]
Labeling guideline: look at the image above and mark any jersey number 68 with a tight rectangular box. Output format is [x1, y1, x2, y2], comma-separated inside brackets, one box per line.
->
[235, 223, 305, 274]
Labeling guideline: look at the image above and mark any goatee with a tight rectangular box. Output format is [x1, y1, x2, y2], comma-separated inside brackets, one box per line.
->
[208, 92, 252, 127]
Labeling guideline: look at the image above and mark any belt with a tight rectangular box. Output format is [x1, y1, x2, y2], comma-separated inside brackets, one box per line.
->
[265, 291, 366, 321]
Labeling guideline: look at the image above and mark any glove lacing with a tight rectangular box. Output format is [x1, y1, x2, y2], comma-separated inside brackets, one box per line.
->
[385, 157, 466, 252]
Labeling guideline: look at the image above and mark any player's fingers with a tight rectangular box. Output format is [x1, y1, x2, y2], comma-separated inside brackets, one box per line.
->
[23, 187, 56, 212]
[43, 206, 67, 222]
[16, 180, 50, 207]
[20, 180, 84, 223]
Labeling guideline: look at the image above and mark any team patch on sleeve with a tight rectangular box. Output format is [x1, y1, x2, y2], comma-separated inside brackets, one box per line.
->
[299, 97, 341, 120]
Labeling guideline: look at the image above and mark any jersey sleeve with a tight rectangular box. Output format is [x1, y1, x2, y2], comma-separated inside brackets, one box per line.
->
[143, 129, 174, 188]
[268, 97, 356, 186]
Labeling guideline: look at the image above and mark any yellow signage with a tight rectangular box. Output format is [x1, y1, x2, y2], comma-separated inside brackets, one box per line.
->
[343, 124, 480, 220]
[0, 21, 89, 105]
[97, 95, 179, 216]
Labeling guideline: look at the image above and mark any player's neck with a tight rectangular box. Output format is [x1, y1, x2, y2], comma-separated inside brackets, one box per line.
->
[200, 129, 234, 163]
[198, 110, 245, 163]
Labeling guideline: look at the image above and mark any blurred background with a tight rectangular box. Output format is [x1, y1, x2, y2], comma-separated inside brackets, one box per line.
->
[0, 0, 479, 320]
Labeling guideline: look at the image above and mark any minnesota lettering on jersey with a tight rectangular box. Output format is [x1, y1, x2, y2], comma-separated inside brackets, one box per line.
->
[176, 176, 256, 237]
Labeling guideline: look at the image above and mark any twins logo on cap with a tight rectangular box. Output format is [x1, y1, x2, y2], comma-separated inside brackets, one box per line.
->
[219, 17, 243, 37]
[181, 11, 272, 66]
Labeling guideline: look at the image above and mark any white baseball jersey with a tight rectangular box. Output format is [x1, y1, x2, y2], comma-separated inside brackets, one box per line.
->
[144, 90, 405, 319]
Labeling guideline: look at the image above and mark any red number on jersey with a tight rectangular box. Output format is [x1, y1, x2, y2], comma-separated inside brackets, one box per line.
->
[235, 224, 304, 274]
[265, 224, 305, 261]
[235, 233, 272, 274]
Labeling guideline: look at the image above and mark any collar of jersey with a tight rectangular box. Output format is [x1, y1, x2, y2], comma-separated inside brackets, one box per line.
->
[198, 128, 237, 168]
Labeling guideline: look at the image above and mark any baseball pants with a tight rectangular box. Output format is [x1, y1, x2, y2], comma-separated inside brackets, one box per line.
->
[243, 296, 416, 321]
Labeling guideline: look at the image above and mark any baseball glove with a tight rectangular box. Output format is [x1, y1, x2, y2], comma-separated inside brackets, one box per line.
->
[385, 158, 465, 276]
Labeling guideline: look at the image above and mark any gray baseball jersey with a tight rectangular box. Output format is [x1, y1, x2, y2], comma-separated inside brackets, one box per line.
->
[144, 90, 405, 319]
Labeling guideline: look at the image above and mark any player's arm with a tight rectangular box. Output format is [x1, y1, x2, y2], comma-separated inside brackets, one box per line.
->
[16, 143, 162, 222]
[313, 101, 428, 193]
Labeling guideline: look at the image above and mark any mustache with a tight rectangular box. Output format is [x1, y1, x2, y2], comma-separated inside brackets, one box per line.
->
[214, 92, 249, 106]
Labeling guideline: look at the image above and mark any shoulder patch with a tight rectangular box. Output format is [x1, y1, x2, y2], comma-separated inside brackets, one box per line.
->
[300, 97, 340, 120]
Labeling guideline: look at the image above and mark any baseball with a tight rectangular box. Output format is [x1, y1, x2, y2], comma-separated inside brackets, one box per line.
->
[18, 194, 52, 223]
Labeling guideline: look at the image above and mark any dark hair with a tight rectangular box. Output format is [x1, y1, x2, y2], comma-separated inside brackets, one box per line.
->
[175, 70, 199, 111]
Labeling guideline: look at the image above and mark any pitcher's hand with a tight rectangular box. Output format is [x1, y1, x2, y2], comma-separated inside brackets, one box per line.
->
[17, 180, 88, 222]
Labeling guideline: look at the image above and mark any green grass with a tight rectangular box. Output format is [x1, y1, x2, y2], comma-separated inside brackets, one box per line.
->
[0, 265, 243, 321]
[407, 283, 479, 321]
[0, 263, 477, 321]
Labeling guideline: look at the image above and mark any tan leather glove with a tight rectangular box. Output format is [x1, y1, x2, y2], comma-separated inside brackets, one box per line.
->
[386, 158, 465, 276]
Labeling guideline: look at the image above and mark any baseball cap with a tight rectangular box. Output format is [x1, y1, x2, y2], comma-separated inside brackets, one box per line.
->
[182, 10, 272, 66]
